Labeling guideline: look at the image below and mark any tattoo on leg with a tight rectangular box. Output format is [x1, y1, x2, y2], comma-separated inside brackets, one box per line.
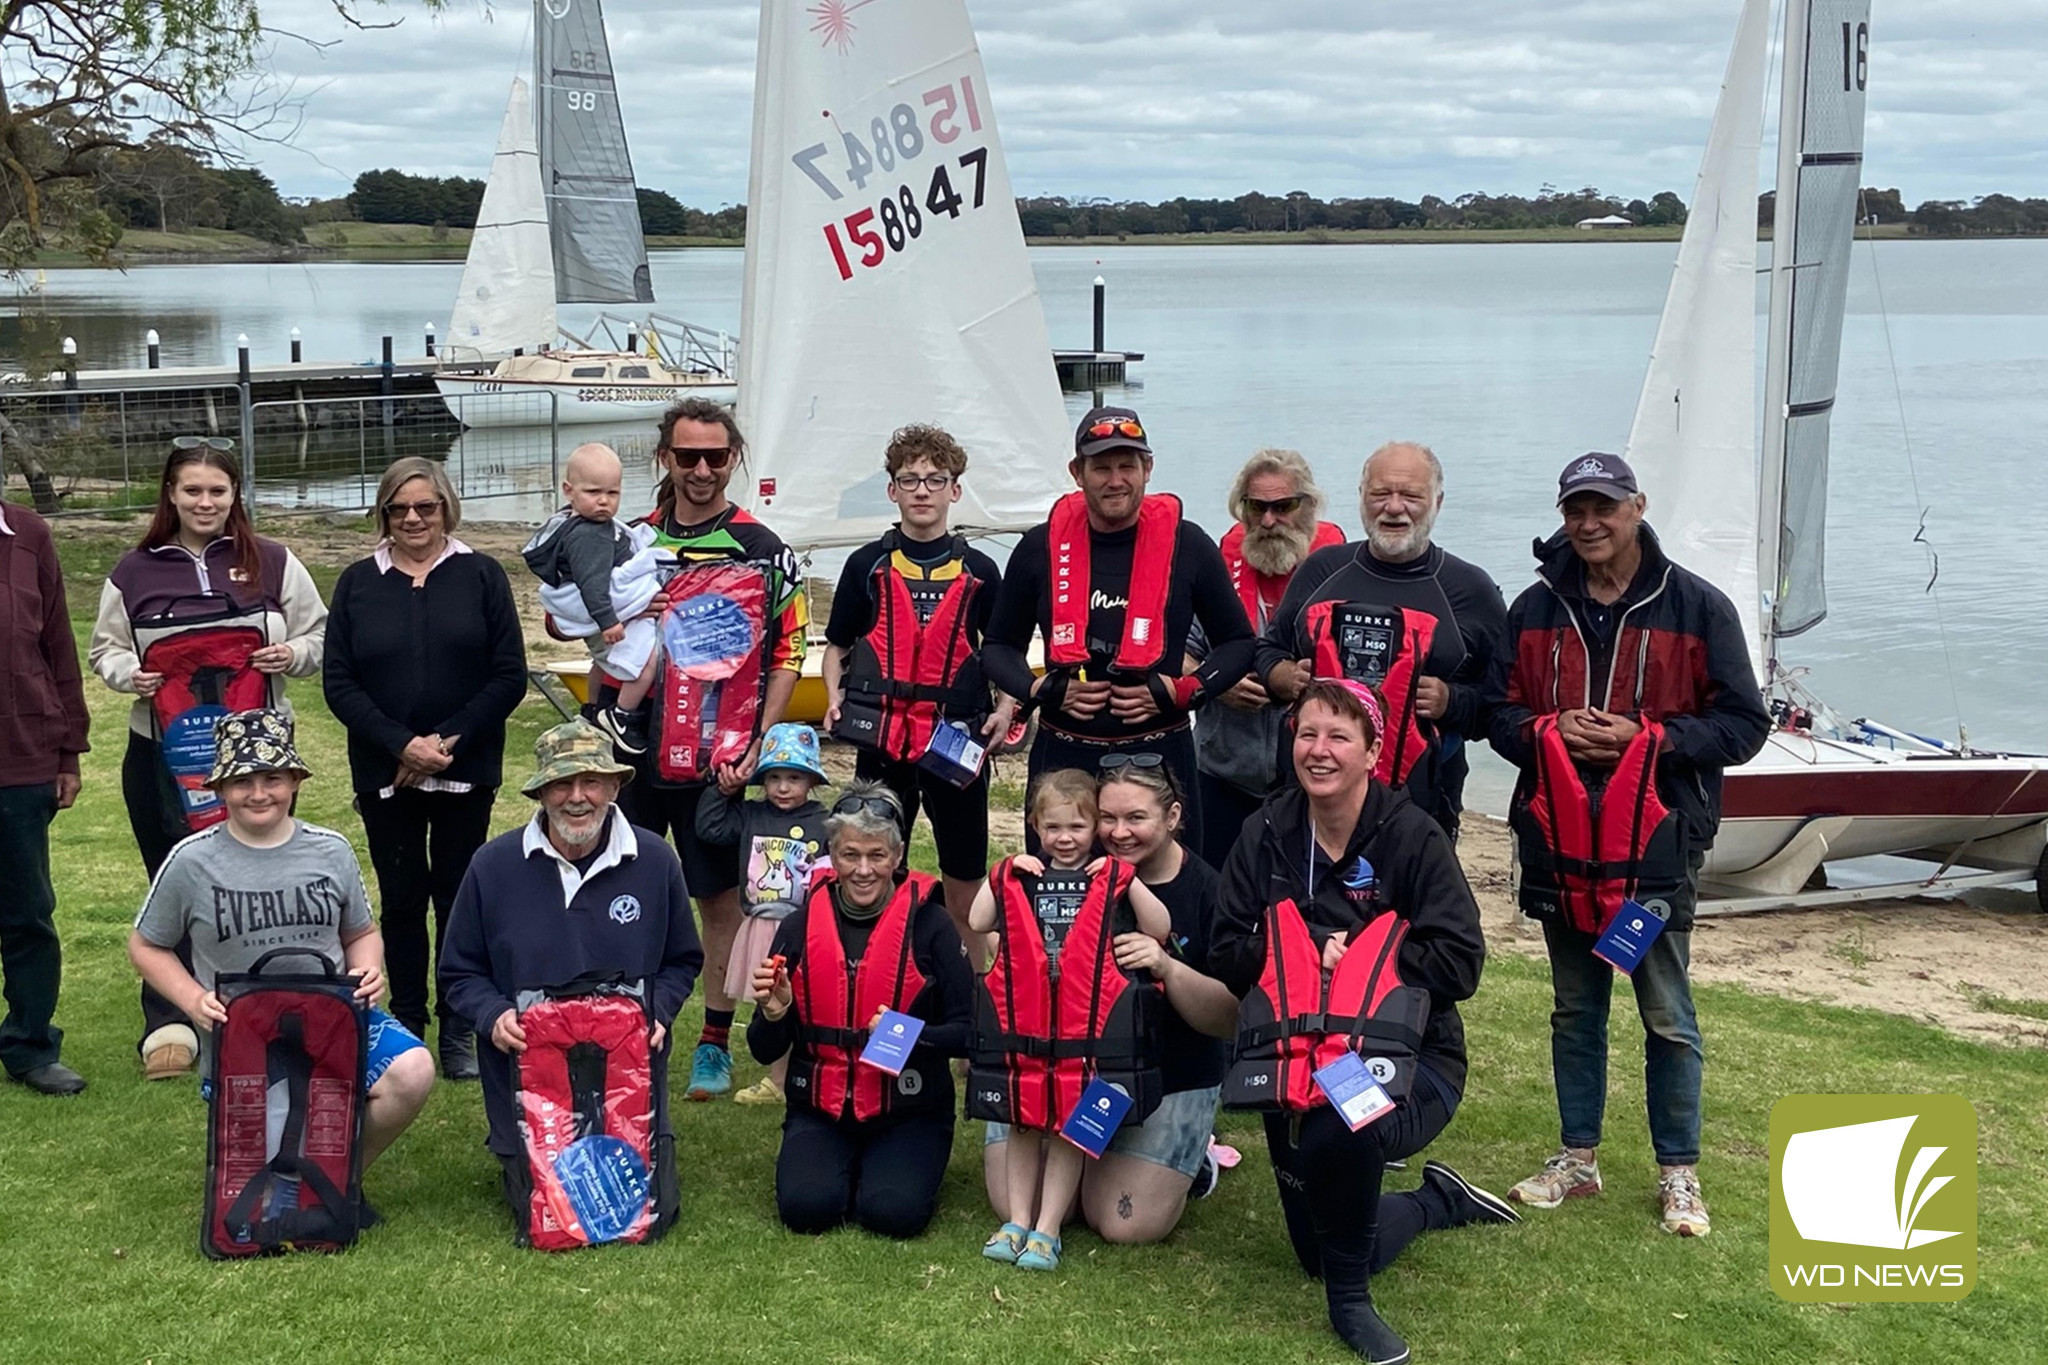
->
[1118, 1192, 1134, 1220]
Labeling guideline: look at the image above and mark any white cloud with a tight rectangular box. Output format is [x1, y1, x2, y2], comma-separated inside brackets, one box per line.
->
[242, 0, 2048, 205]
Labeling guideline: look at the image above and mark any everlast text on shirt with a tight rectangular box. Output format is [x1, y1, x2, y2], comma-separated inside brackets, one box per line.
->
[211, 876, 348, 941]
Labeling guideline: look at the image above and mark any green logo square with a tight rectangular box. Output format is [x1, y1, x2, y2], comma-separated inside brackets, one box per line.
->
[1769, 1094, 1976, 1302]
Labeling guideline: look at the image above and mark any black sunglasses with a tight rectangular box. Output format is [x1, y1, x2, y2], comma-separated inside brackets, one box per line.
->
[383, 498, 443, 521]
[664, 445, 733, 470]
[172, 435, 235, 452]
[1098, 752, 1164, 771]
[833, 794, 900, 820]
[1244, 495, 1305, 517]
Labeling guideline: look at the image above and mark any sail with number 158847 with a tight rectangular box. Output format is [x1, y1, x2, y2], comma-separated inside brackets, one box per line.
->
[736, 0, 1071, 551]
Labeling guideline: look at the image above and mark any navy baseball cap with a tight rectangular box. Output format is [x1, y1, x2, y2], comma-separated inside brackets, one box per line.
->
[1556, 451, 1639, 504]
[1075, 405, 1153, 459]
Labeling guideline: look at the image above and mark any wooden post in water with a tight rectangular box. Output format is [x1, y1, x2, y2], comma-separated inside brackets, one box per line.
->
[290, 327, 303, 364]
[1092, 276, 1106, 353]
[236, 335, 256, 517]
[60, 337, 77, 390]
[145, 330, 161, 369]
[424, 322, 437, 358]
[380, 335, 395, 429]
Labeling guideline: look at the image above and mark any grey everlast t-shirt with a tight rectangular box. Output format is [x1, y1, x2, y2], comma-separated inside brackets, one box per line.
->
[135, 821, 374, 1064]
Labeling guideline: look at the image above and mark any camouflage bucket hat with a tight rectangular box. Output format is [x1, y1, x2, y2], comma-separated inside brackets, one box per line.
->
[521, 719, 638, 797]
[206, 708, 312, 789]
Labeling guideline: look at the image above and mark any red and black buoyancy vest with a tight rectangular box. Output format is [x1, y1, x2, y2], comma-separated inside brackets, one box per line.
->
[1222, 900, 1431, 1113]
[1045, 491, 1181, 675]
[1514, 716, 1689, 934]
[1303, 602, 1437, 792]
[512, 981, 666, 1251]
[652, 559, 775, 784]
[967, 858, 1165, 1130]
[839, 533, 986, 762]
[1220, 521, 1345, 627]
[203, 948, 367, 1258]
[787, 871, 935, 1122]
[133, 594, 274, 832]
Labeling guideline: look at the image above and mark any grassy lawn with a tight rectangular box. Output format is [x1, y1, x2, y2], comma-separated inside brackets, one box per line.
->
[2, 525, 2044, 1363]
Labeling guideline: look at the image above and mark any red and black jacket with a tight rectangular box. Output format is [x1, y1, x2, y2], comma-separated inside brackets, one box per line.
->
[747, 871, 974, 1124]
[1211, 784, 1484, 1097]
[837, 531, 990, 761]
[966, 857, 1165, 1130]
[1484, 525, 1770, 932]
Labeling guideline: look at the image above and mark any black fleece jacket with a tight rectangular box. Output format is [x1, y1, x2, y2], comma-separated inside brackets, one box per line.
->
[1210, 783, 1486, 1093]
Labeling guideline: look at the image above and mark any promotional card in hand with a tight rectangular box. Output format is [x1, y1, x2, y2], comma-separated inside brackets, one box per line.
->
[858, 1010, 924, 1075]
[1593, 898, 1668, 975]
[1060, 1077, 1135, 1158]
[1313, 1052, 1397, 1132]
[916, 720, 989, 789]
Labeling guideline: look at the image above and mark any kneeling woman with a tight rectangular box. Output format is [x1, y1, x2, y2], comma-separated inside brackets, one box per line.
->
[1212, 680, 1512, 1365]
[747, 782, 974, 1238]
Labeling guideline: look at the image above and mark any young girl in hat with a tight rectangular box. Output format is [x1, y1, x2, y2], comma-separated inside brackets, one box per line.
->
[697, 722, 833, 1104]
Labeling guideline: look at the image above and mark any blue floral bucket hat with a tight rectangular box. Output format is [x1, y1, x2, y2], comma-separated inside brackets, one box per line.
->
[755, 723, 826, 782]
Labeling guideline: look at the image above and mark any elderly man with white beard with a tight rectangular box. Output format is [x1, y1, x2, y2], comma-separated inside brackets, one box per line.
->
[1184, 448, 1345, 868]
[1255, 441, 1507, 841]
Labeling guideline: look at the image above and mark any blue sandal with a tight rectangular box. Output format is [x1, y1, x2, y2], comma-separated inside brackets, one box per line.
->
[982, 1222, 1028, 1263]
[1015, 1232, 1061, 1271]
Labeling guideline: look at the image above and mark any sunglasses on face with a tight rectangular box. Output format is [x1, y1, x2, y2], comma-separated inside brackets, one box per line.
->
[1098, 751, 1165, 771]
[1245, 495, 1306, 518]
[1086, 417, 1146, 441]
[892, 473, 953, 493]
[172, 435, 235, 452]
[384, 499, 443, 521]
[664, 445, 733, 470]
[833, 794, 901, 821]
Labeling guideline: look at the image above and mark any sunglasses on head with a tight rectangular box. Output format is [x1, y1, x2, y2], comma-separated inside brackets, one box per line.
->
[172, 436, 235, 452]
[664, 444, 733, 470]
[833, 794, 900, 821]
[1098, 752, 1164, 771]
[1086, 417, 1146, 441]
[1245, 495, 1306, 518]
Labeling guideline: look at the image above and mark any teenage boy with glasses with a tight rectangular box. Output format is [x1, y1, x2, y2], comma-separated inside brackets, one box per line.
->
[822, 424, 1013, 961]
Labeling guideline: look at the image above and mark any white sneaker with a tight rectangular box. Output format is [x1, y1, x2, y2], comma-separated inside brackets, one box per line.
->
[1659, 1166, 1711, 1238]
[1507, 1149, 1603, 1209]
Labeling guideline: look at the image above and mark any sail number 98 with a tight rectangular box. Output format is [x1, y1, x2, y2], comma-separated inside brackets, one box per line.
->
[821, 149, 990, 281]
[1841, 21, 1867, 91]
[789, 76, 986, 203]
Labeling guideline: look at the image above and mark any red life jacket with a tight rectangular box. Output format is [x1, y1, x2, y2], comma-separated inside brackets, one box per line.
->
[1222, 899, 1431, 1113]
[1303, 602, 1437, 791]
[652, 560, 775, 784]
[512, 984, 663, 1251]
[132, 595, 274, 832]
[1220, 521, 1344, 627]
[1515, 716, 1689, 934]
[837, 533, 986, 762]
[1045, 491, 1180, 673]
[966, 857, 1165, 1130]
[787, 871, 935, 1122]
[203, 948, 368, 1258]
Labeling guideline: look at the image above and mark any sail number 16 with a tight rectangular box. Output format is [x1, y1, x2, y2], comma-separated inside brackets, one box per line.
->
[1841, 21, 1867, 91]
[821, 149, 989, 281]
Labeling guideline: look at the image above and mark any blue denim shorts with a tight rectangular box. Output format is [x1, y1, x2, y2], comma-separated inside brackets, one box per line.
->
[201, 1008, 424, 1101]
[983, 1085, 1223, 1178]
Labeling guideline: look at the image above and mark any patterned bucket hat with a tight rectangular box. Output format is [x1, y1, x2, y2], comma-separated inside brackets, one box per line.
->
[521, 719, 638, 797]
[206, 708, 312, 788]
[755, 722, 827, 782]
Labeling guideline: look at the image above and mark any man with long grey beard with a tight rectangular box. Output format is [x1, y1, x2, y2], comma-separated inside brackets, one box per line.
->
[1185, 448, 1344, 868]
[1254, 441, 1506, 840]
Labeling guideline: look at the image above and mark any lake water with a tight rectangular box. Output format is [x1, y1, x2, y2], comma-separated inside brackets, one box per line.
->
[12, 240, 2048, 795]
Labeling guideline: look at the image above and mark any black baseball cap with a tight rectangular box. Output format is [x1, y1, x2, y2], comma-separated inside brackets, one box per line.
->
[1556, 451, 1639, 504]
[1074, 405, 1153, 460]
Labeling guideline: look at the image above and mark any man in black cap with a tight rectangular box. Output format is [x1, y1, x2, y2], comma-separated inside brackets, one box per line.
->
[983, 406, 1253, 850]
[1484, 451, 1768, 1241]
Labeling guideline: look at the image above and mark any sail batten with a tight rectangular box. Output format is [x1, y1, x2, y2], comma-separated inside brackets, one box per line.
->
[537, 0, 654, 305]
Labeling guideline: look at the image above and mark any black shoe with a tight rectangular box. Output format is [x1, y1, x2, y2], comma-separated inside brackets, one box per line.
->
[438, 1027, 480, 1081]
[596, 705, 648, 757]
[1423, 1158, 1521, 1226]
[11, 1062, 86, 1096]
[1327, 1288, 1410, 1365]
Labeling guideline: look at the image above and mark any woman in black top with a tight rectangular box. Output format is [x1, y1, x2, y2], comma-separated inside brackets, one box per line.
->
[323, 457, 528, 1079]
[1212, 680, 1510, 1365]
[747, 783, 974, 1239]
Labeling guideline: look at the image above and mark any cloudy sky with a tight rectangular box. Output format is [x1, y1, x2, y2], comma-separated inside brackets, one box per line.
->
[245, 0, 2046, 206]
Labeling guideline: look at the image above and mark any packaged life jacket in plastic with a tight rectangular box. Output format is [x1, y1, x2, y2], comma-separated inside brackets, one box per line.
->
[651, 560, 774, 785]
[202, 948, 368, 1258]
[1222, 899, 1431, 1113]
[508, 977, 674, 1251]
[967, 858, 1165, 1130]
[132, 594, 273, 833]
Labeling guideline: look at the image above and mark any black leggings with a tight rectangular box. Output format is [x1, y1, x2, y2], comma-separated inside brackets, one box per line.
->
[1262, 1064, 1460, 1282]
[357, 785, 497, 1037]
[123, 733, 195, 1049]
[776, 1106, 954, 1240]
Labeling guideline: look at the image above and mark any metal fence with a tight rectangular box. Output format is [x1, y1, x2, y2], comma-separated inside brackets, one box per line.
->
[0, 382, 246, 516]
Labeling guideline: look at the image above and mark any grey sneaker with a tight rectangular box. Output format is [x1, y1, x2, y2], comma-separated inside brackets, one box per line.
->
[1659, 1166, 1711, 1238]
[1508, 1149, 1603, 1209]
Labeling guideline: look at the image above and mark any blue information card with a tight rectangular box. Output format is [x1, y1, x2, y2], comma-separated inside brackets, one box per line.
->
[1593, 898, 1668, 975]
[554, 1134, 651, 1244]
[858, 1009, 924, 1075]
[1060, 1077, 1135, 1158]
[1313, 1052, 1397, 1132]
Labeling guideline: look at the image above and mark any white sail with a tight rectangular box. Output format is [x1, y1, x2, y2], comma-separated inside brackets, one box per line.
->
[537, 0, 654, 304]
[735, 0, 1072, 550]
[1624, 0, 1771, 673]
[448, 78, 558, 359]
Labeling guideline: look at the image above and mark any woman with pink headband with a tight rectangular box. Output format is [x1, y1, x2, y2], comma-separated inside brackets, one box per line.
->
[1209, 677, 1512, 1365]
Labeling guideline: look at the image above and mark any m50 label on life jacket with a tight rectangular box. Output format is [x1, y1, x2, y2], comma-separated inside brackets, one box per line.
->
[1331, 605, 1399, 687]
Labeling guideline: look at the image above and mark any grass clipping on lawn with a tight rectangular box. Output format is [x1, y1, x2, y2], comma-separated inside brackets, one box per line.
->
[4, 527, 2047, 1364]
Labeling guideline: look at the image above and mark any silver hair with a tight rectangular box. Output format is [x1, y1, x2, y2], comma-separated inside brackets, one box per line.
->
[1227, 448, 1325, 524]
[373, 457, 462, 538]
[1360, 441, 1445, 503]
[825, 779, 906, 855]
